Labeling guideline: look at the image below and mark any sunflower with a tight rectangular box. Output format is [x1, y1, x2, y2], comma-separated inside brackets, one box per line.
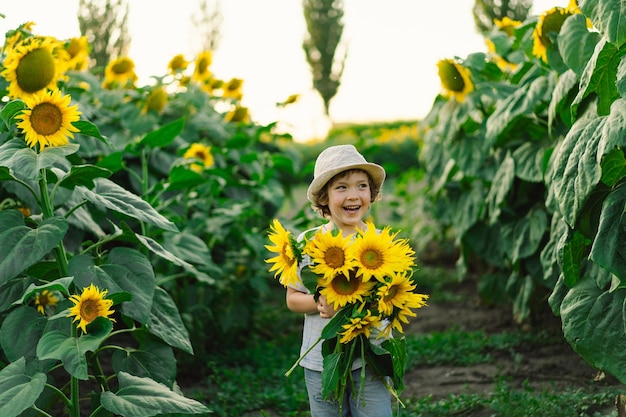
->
[319, 269, 376, 309]
[3, 21, 36, 54]
[35, 290, 58, 315]
[436, 58, 474, 102]
[338, 309, 382, 344]
[485, 39, 517, 72]
[103, 56, 137, 88]
[68, 284, 115, 333]
[304, 229, 356, 281]
[192, 50, 213, 83]
[494, 16, 522, 37]
[265, 219, 300, 287]
[224, 105, 250, 124]
[222, 77, 244, 101]
[349, 223, 415, 283]
[532, 7, 573, 63]
[376, 271, 418, 316]
[64, 36, 90, 71]
[168, 53, 189, 74]
[183, 143, 214, 172]
[16, 89, 81, 150]
[2, 35, 63, 100]
[143, 86, 168, 114]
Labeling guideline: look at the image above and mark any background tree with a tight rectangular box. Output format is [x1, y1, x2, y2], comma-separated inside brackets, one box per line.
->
[78, 0, 131, 69]
[191, 0, 223, 52]
[302, 0, 347, 117]
[473, 0, 532, 33]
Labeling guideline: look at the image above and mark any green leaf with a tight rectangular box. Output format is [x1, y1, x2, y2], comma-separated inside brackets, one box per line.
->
[0, 213, 69, 285]
[558, 14, 601, 76]
[486, 75, 551, 146]
[0, 99, 26, 128]
[320, 306, 353, 340]
[573, 38, 626, 116]
[381, 337, 407, 393]
[590, 182, 626, 281]
[102, 247, 155, 324]
[579, 0, 626, 47]
[321, 351, 344, 400]
[13, 276, 74, 306]
[486, 154, 515, 224]
[75, 177, 178, 232]
[37, 317, 113, 380]
[146, 287, 193, 354]
[140, 118, 184, 148]
[512, 141, 550, 183]
[167, 165, 206, 191]
[600, 148, 626, 186]
[111, 335, 176, 387]
[100, 371, 210, 416]
[0, 357, 46, 417]
[560, 271, 626, 384]
[58, 164, 112, 189]
[550, 116, 604, 227]
[548, 69, 579, 129]
[74, 119, 110, 146]
[501, 207, 548, 263]
[559, 230, 588, 287]
[0, 306, 47, 362]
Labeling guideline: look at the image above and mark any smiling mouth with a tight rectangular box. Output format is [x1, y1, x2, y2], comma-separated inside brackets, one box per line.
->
[344, 205, 360, 211]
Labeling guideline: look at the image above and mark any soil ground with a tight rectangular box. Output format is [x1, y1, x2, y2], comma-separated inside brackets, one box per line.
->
[402, 274, 622, 413]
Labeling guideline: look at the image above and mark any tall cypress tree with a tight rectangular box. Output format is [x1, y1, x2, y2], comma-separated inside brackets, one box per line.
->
[473, 0, 532, 34]
[78, 0, 131, 69]
[302, 0, 347, 117]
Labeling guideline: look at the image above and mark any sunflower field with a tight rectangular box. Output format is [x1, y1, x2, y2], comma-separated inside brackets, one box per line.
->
[422, 0, 626, 387]
[0, 22, 301, 416]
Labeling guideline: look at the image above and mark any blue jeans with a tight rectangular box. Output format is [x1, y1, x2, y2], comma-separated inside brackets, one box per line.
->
[304, 367, 393, 417]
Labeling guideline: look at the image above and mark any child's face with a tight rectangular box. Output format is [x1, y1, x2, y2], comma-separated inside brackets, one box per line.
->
[326, 170, 372, 231]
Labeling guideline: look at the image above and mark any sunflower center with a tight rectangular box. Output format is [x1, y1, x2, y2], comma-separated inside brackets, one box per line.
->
[281, 244, 296, 266]
[16, 48, 56, 93]
[112, 59, 133, 75]
[331, 273, 358, 295]
[30, 102, 63, 136]
[324, 246, 346, 269]
[360, 248, 384, 270]
[80, 299, 100, 323]
[438, 61, 465, 93]
[384, 285, 398, 302]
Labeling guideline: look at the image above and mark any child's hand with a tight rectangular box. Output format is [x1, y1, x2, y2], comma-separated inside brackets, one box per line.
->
[317, 295, 338, 319]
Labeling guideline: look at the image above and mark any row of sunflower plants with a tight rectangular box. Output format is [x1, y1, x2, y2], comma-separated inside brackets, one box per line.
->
[419, 0, 626, 385]
[0, 21, 295, 417]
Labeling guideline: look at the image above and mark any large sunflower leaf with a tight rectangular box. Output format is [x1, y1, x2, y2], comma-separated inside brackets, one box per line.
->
[0, 212, 68, 285]
[573, 38, 626, 116]
[75, 177, 178, 232]
[558, 230, 588, 288]
[37, 317, 113, 380]
[601, 148, 626, 186]
[550, 116, 604, 227]
[560, 272, 626, 384]
[100, 371, 210, 417]
[485, 75, 551, 146]
[579, 0, 626, 47]
[548, 69, 579, 129]
[0, 306, 47, 362]
[58, 164, 112, 189]
[512, 141, 550, 183]
[598, 99, 626, 155]
[500, 207, 548, 263]
[140, 117, 184, 148]
[485, 154, 515, 224]
[145, 287, 193, 354]
[111, 335, 176, 387]
[0, 358, 46, 417]
[590, 182, 626, 282]
[101, 247, 155, 324]
[558, 14, 602, 76]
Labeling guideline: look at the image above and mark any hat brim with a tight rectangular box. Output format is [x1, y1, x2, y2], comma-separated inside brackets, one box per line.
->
[307, 162, 386, 204]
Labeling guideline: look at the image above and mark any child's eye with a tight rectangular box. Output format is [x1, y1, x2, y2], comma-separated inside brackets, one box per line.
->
[358, 183, 369, 189]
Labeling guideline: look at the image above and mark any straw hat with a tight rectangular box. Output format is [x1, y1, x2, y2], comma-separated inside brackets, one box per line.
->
[307, 145, 386, 205]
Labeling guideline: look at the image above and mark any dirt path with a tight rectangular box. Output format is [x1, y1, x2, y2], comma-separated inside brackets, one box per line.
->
[401, 277, 621, 402]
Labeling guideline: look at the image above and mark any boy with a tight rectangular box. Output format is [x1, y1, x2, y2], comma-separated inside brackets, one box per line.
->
[286, 144, 393, 417]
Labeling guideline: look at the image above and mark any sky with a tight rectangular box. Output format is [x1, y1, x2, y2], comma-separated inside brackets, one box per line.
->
[2, 0, 566, 141]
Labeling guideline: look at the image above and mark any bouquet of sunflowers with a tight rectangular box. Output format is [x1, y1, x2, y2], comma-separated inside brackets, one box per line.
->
[265, 218, 428, 403]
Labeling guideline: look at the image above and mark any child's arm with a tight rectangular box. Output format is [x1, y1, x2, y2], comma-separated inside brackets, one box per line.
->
[286, 287, 317, 314]
[286, 288, 338, 318]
